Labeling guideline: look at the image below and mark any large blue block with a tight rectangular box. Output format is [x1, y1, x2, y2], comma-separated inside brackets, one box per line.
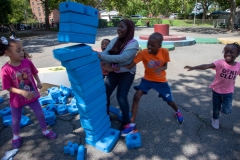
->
[68, 66, 102, 86]
[85, 120, 110, 142]
[76, 93, 106, 113]
[57, 104, 68, 115]
[126, 132, 142, 149]
[67, 59, 100, 78]
[78, 102, 105, 119]
[61, 52, 98, 70]
[63, 141, 78, 156]
[3, 115, 31, 127]
[44, 111, 56, 122]
[38, 96, 56, 105]
[84, 6, 98, 17]
[45, 104, 57, 112]
[59, 2, 84, 14]
[80, 107, 107, 130]
[59, 85, 72, 98]
[53, 44, 92, 62]
[83, 86, 106, 105]
[0, 97, 4, 104]
[77, 145, 85, 160]
[72, 79, 104, 99]
[60, 23, 97, 36]
[0, 107, 11, 117]
[58, 32, 96, 44]
[67, 103, 78, 115]
[109, 105, 132, 121]
[60, 12, 98, 27]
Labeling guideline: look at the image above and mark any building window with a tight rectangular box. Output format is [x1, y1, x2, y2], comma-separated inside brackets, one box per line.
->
[39, 12, 41, 16]
[38, 7, 40, 11]
[33, 7, 34, 11]
[32, 2, 34, 5]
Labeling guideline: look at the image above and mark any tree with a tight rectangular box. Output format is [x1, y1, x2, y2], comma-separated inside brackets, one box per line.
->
[229, 0, 236, 31]
[0, 0, 11, 24]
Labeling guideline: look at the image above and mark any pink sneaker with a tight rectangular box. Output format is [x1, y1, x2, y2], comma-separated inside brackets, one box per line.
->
[12, 137, 22, 149]
[44, 130, 57, 139]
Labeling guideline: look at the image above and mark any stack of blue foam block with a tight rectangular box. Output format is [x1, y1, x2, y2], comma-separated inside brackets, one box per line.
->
[53, 1, 120, 153]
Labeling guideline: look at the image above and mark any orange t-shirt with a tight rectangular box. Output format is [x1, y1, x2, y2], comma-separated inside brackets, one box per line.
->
[133, 48, 170, 82]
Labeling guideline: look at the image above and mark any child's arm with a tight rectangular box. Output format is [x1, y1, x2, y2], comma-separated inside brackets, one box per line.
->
[33, 74, 42, 89]
[184, 63, 215, 71]
[156, 62, 168, 72]
[8, 87, 34, 100]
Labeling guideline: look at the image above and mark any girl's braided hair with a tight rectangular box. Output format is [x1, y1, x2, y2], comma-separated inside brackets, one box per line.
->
[227, 42, 240, 55]
[0, 37, 32, 59]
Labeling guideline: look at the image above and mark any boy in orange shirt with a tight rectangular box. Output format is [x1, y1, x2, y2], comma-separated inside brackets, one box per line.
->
[107, 32, 184, 136]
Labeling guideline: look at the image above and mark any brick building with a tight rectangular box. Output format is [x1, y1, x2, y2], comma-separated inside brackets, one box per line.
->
[30, 0, 59, 24]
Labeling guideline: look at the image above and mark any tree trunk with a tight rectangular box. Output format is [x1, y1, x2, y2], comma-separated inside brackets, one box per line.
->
[229, 0, 236, 31]
[44, 0, 50, 30]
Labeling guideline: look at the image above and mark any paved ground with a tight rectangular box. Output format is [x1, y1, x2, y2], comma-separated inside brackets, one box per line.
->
[0, 27, 240, 160]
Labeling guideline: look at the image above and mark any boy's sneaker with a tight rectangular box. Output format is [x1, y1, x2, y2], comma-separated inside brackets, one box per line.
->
[211, 118, 219, 129]
[12, 137, 22, 149]
[121, 124, 136, 137]
[175, 110, 184, 123]
[44, 130, 57, 139]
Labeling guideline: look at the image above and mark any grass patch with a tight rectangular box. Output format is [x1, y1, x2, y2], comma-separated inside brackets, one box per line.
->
[162, 19, 213, 27]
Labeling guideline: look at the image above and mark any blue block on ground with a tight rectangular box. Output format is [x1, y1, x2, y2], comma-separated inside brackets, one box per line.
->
[3, 115, 31, 127]
[68, 66, 102, 87]
[45, 104, 57, 112]
[59, 85, 72, 98]
[84, 6, 98, 17]
[61, 52, 98, 70]
[60, 23, 97, 36]
[44, 111, 56, 122]
[67, 60, 99, 78]
[42, 107, 47, 113]
[60, 12, 98, 27]
[57, 104, 68, 115]
[126, 132, 142, 149]
[83, 86, 105, 104]
[53, 44, 92, 62]
[47, 119, 56, 126]
[109, 106, 120, 115]
[0, 97, 4, 104]
[80, 107, 108, 130]
[78, 102, 105, 119]
[38, 96, 56, 105]
[118, 112, 132, 122]
[59, 2, 84, 14]
[58, 96, 67, 104]
[76, 93, 106, 113]
[64, 141, 78, 156]
[77, 145, 85, 160]
[67, 104, 78, 115]
[58, 32, 96, 44]
[48, 89, 61, 100]
[72, 79, 104, 99]
[85, 119, 111, 142]
[0, 107, 11, 117]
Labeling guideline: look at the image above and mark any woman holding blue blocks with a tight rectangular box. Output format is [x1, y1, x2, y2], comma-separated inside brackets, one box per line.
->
[98, 19, 139, 130]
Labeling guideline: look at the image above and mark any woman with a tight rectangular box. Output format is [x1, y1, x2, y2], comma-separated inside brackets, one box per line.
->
[98, 19, 139, 130]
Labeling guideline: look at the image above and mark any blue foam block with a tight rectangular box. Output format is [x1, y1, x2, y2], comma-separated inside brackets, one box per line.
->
[48, 87, 59, 93]
[84, 6, 98, 17]
[38, 96, 56, 105]
[83, 86, 106, 104]
[77, 145, 85, 160]
[44, 111, 56, 122]
[59, 85, 72, 98]
[60, 12, 98, 27]
[60, 23, 97, 36]
[76, 93, 106, 113]
[59, 2, 84, 14]
[58, 96, 67, 104]
[67, 104, 79, 115]
[85, 120, 110, 142]
[57, 104, 68, 115]
[48, 88, 61, 99]
[53, 44, 92, 62]
[61, 52, 98, 70]
[72, 79, 104, 99]
[0, 107, 11, 117]
[67, 59, 100, 78]
[45, 104, 57, 112]
[126, 132, 142, 149]
[78, 102, 105, 119]
[118, 112, 132, 122]
[0, 97, 4, 104]
[63, 141, 78, 156]
[47, 120, 56, 126]
[3, 115, 31, 127]
[80, 107, 107, 130]
[58, 32, 96, 44]
[109, 106, 120, 115]
[68, 66, 102, 87]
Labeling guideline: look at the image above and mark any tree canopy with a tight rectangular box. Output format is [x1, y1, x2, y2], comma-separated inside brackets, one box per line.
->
[0, 0, 11, 24]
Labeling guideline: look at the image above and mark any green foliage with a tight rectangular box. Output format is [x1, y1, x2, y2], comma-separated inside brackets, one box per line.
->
[141, 18, 162, 26]
[98, 19, 108, 28]
[168, 19, 174, 26]
[0, 0, 11, 24]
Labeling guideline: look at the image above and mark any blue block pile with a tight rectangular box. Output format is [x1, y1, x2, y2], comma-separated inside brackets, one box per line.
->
[53, 1, 120, 153]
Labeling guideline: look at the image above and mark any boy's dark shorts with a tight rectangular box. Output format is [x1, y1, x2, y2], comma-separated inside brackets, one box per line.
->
[134, 78, 174, 102]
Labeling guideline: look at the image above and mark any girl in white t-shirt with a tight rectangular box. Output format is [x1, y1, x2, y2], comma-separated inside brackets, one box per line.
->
[184, 43, 240, 129]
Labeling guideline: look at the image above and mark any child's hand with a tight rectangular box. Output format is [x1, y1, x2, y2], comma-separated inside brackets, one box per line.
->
[104, 65, 113, 72]
[37, 82, 42, 89]
[98, 53, 101, 58]
[20, 90, 34, 100]
[184, 66, 194, 71]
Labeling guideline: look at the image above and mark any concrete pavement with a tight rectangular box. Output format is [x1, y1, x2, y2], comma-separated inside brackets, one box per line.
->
[0, 27, 240, 160]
